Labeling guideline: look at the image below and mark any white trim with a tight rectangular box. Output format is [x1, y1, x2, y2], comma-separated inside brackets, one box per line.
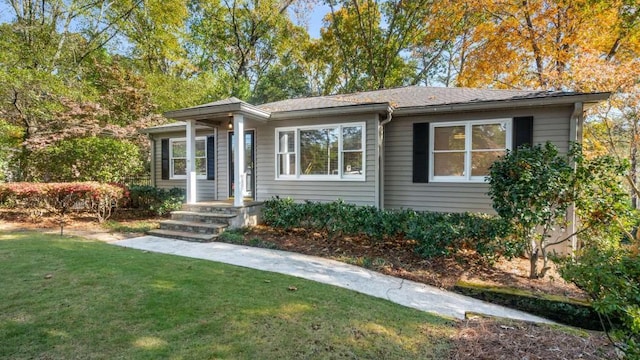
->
[169, 136, 208, 180]
[429, 119, 512, 183]
[274, 122, 366, 181]
[227, 127, 257, 201]
[233, 114, 245, 206]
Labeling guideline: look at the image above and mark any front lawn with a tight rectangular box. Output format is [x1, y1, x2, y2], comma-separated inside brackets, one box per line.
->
[0, 232, 454, 359]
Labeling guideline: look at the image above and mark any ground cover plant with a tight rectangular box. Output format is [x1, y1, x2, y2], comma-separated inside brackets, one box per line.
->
[0, 232, 455, 359]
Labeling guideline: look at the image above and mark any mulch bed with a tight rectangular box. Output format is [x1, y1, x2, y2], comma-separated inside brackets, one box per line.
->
[244, 225, 586, 299]
[449, 317, 616, 359]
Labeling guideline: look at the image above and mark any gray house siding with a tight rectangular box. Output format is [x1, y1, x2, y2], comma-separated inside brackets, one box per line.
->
[254, 114, 379, 206]
[152, 129, 217, 202]
[383, 105, 573, 213]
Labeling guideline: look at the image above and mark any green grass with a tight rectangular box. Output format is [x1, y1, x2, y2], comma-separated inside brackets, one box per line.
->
[0, 231, 455, 359]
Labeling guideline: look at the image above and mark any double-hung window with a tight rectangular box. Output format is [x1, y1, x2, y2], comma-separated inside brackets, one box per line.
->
[430, 119, 511, 182]
[275, 122, 365, 180]
[170, 137, 207, 179]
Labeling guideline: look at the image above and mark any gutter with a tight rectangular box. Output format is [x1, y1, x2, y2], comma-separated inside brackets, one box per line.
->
[380, 106, 393, 125]
[268, 103, 391, 120]
[164, 103, 271, 122]
[393, 92, 611, 116]
[140, 123, 214, 135]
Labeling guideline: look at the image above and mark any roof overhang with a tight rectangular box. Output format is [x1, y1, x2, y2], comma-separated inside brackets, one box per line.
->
[393, 92, 611, 116]
[140, 122, 217, 135]
[268, 103, 392, 120]
[163, 102, 271, 122]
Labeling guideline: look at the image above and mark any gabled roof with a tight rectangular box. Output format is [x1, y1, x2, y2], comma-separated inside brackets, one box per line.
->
[183, 97, 247, 109]
[158, 85, 610, 125]
[258, 86, 609, 115]
[164, 96, 270, 122]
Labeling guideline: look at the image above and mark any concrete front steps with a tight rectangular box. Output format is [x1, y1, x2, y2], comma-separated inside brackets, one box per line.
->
[147, 201, 263, 242]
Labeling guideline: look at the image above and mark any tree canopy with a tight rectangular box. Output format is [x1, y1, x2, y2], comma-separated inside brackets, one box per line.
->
[0, 0, 638, 188]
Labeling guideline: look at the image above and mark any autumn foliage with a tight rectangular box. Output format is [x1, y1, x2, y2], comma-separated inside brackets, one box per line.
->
[0, 182, 126, 223]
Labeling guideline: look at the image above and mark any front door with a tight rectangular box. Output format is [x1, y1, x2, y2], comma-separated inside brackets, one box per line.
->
[228, 130, 255, 199]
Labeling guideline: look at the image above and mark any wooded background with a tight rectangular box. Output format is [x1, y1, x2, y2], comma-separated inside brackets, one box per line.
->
[0, 0, 638, 204]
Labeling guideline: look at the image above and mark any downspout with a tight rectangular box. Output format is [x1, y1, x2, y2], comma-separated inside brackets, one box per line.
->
[568, 102, 584, 254]
[376, 107, 393, 209]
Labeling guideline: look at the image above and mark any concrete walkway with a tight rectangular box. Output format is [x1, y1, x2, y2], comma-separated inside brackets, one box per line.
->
[112, 236, 553, 324]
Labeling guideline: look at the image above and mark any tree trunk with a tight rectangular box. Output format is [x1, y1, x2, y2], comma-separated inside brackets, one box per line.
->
[529, 250, 539, 279]
[529, 235, 541, 279]
[631, 135, 638, 209]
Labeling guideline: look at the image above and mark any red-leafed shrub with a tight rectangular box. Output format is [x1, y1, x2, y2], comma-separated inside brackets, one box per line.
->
[0, 182, 125, 223]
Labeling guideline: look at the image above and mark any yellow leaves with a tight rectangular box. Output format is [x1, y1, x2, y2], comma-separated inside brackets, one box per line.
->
[451, 0, 639, 91]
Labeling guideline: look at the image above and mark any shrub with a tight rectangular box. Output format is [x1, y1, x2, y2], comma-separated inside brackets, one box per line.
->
[0, 182, 125, 223]
[557, 238, 640, 358]
[29, 137, 145, 183]
[125, 186, 185, 216]
[262, 198, 514, 262]
[406, 212, 514, 261]
[488, 142, 631, 279]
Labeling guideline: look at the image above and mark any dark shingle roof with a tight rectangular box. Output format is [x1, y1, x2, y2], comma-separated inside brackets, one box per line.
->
[186, 96, 248, 109]
[258, 86, 571, 112]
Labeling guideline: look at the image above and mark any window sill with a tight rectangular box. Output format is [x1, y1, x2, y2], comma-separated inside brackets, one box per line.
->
[429, 177, 489, 183]
[169, 176, 209, 180]
[275, 176, 366, 182]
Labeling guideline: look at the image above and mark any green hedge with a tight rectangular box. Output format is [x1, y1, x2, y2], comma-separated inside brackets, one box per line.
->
[0, 182, 125, 222]
[454, 281, 608, 330]
[262, 198, 520, 261]
[124, 186, 185, 216]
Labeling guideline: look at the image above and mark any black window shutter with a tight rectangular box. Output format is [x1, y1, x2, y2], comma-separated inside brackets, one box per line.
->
[207, 135, 215, 180]
[161, 139, 170, 180]
[413, 123, 430, 183]
[513, 116, 534, 149]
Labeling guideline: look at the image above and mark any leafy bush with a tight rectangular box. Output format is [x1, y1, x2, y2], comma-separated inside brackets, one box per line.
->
[0, 182, 125, 223]
[262, 198, 407, 240]
[29, 137, 145, 183]
[262, 198, 514, 262]
[125, 186, 185, 216]
[488, 142, 631, 278]
[557, 239, 640, 358]
[406, 211, 515, 261]
[218, 230, 245, 244]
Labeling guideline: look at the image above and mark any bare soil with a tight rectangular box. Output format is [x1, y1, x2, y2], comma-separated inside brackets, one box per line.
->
[0, 210, 618, 359]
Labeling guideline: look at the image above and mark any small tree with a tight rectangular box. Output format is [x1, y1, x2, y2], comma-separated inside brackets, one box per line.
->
[488, 142, 630, 279]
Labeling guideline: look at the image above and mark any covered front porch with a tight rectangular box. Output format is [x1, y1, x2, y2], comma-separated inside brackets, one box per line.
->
[162, 97, 271, 207]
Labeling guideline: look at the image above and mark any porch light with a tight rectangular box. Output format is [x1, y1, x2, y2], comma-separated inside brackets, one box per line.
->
[228, 120, 233, 130]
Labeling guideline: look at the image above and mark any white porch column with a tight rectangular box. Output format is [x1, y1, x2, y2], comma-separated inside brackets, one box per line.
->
[233, 114, 245, 207]
[186, 119, 197, 204]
